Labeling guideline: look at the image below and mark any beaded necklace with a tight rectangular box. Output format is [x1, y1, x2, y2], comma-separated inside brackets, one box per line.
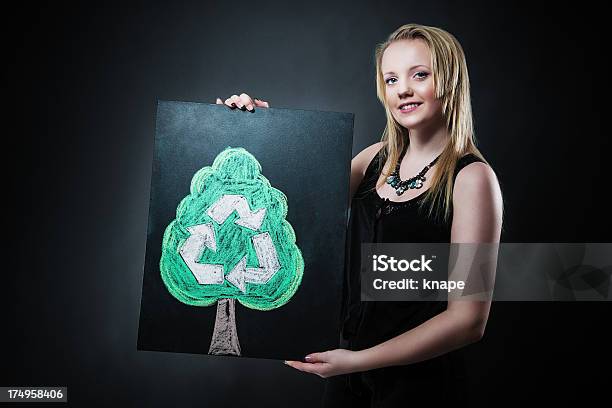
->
[386, 147, 441, 196]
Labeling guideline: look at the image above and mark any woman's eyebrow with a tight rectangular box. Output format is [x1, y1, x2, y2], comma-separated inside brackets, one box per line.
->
[384, 65, 429, 75]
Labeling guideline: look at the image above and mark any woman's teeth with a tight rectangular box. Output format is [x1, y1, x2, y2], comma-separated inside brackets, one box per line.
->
[400, 103, 420, 111]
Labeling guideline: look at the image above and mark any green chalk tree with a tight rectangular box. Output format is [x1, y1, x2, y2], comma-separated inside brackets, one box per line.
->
[160, 147, 304, 356]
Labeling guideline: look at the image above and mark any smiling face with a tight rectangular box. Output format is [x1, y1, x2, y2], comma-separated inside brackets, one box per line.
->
[381, 39, 444, 130]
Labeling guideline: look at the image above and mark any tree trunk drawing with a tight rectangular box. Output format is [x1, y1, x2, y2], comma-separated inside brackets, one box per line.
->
[208, 298, 242, 356]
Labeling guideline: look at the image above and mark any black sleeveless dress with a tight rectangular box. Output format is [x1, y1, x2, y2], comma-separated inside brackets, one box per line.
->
[322, 144, 486, 407]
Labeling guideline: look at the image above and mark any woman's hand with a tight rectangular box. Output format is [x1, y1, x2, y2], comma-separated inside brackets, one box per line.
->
[215, 93, 270, 112]
[284, 349, 363, 378]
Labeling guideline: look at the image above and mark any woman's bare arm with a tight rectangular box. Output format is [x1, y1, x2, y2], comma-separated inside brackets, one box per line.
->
[352, 162, 503, 371]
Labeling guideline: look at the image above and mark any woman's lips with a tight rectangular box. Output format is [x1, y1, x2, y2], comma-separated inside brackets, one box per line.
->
[399, 103, 421, 114]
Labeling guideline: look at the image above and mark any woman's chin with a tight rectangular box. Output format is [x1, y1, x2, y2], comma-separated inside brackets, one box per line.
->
[398, 118, 422, 129]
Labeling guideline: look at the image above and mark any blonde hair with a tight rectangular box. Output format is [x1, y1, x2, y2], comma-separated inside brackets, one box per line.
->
[373, 23, 490, 224]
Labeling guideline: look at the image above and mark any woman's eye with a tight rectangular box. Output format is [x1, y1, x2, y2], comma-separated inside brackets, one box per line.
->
[385, 72, 428, 85]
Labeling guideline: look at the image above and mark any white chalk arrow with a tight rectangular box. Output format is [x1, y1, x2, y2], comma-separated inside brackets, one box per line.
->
[226, 232, 282, 293]
[179, 223, 224, 285]
[206, 194, 266, 231]
[226, 257, 248, 293]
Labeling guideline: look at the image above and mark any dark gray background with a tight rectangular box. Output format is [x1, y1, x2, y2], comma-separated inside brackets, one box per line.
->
[5, 0, 610, 406]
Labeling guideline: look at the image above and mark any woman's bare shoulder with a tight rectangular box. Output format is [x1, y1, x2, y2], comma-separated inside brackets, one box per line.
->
[352, 141, 386, 176]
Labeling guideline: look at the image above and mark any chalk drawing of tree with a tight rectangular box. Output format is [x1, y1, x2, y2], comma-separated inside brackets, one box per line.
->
[160, 147, 304, 356]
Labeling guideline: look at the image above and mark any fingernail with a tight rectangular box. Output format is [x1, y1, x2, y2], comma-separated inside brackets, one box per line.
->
[304, 356, 312, 361]
[247, 104, 253, 111]
[284, 360, 290, 365]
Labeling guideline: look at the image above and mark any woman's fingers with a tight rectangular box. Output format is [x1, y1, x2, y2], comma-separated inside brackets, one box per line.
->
[238, 93, 254, 111]
[224, 94, 248, 110]
[233, 94, 247, 110]
[253, 98, 270, 108]
[224, 95, 240, 109]
[218, 93, 270, 111]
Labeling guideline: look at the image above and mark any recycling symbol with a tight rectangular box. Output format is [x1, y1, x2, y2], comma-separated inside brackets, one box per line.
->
[178, 194, 281, 293]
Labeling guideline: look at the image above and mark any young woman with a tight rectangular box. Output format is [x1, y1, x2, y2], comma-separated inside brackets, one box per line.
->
[217, 23, 503, 407]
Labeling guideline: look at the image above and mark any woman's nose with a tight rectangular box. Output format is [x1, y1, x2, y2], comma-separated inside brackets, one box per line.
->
[397, 87, 413, 98]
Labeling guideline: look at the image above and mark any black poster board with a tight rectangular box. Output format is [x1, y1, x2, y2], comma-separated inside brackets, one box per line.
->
[138, 100, 354, 361]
